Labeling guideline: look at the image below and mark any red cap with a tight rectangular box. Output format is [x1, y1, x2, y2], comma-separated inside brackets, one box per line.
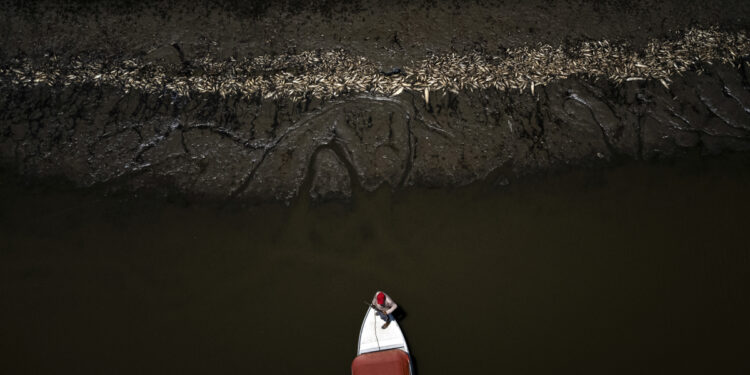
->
[377, 292, 385, 305]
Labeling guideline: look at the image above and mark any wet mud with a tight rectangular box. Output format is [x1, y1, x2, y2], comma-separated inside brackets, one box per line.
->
[2, 63, 750, 201]
[2, 1, 750, 201]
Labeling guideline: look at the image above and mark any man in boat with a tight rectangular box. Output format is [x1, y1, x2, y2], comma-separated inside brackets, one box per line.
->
[371, 291, 398, 329]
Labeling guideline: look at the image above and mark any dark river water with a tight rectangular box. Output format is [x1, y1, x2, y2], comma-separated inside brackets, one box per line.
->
[2, 158, 750, 374]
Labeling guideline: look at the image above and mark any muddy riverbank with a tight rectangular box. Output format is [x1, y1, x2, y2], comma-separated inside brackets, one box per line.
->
[2, 61, 750, 202]
[2, 1, 750, 201]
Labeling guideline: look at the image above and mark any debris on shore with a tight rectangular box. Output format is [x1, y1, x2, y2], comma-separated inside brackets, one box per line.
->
[2, 28, 748, 102]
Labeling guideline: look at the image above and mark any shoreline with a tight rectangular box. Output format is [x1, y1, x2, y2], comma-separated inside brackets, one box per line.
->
[2, 1, 750, 202]
[3, 151, 750, 207]
[3, 61, 750, 201]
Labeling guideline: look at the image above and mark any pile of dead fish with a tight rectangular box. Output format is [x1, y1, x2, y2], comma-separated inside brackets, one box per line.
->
[1, 27, 748, 102]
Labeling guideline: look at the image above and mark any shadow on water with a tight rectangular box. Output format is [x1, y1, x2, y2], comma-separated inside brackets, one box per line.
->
[1, 156, 750, 374]
[391, 306, 420, 375]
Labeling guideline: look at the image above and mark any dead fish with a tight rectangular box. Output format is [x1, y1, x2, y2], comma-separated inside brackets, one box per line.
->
[424, 87, 429, 104]
[391, 87, 404, 97]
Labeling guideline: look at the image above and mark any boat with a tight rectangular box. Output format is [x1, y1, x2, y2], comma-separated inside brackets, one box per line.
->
[351, 305, 412, 375]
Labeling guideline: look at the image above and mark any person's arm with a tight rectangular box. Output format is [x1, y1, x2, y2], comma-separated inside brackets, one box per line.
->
[386, 303, 398, 315]
[385, 295, 398, 314]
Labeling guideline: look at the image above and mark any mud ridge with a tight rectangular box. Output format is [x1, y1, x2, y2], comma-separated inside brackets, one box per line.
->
[2, 62, 749, 201]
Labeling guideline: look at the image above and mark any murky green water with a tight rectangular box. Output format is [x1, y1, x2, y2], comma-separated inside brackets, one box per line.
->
[2, 158, 750, 374]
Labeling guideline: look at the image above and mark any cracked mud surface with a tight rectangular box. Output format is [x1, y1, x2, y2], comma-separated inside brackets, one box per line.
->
[2, 1, 750, 201]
